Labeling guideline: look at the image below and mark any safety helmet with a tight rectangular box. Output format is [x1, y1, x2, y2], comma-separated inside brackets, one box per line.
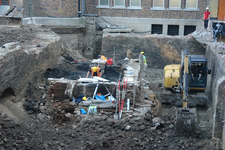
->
[141, 52, 144, 54]
[82, 97, 87, 101]
[206, 7, 209, 9]
[92, 66, 98, 72]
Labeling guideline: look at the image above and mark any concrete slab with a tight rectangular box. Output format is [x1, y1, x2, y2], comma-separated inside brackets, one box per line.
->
[22, 17, 86, 27]
[103, 28, 134, 33]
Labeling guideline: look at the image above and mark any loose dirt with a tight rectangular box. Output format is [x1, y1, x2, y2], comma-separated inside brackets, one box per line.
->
[0, 68, 221, 150]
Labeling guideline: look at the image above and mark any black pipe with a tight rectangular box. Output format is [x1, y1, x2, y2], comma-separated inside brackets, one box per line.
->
[78, 0, 81, 17]
[29, 3, 32, 17]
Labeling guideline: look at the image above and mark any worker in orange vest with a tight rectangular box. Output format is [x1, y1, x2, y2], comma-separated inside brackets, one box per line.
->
[98, 55, 107, 61]
[86, 66, 102, 78]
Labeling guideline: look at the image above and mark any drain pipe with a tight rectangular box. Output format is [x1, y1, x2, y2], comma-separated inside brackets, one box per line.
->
[29, 3, 33, 24]
[78, 0, 81, 17]
[82, 0, 85, 13]
[77, 0, 98, 17]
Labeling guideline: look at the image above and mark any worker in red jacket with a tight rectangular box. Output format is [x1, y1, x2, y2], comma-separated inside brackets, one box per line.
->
[203, 7, 210, 29]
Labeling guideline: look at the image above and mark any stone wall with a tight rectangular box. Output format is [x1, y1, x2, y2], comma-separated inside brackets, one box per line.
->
[0, 26, 63, 101]
[101, 33, 205, 69]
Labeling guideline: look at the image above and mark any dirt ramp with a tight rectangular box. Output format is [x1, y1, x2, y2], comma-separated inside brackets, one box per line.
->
[0, 97, 31, 124]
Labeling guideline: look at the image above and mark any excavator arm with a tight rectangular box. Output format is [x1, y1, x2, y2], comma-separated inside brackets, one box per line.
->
[175, 49, 196, 136]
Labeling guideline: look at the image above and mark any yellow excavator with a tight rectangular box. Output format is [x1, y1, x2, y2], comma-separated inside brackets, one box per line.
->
[164, 49, 211, 134]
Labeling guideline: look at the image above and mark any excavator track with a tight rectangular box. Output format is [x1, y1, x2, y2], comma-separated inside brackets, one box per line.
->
[175, 109, 196, 136]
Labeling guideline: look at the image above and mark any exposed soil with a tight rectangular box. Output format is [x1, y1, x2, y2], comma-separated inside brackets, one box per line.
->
[0, 68, 221, 150]
[0, 25, 222, 150]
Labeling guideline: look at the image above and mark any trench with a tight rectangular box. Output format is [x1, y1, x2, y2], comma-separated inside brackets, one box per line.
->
[0, 88, 30, 123]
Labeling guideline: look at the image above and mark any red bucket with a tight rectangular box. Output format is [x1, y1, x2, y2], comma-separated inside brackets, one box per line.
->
[107, 58, 113, 65]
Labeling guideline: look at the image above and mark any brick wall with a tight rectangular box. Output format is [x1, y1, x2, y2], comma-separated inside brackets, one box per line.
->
[48, 81, 68, 101]
[23, 0, 209, 19]
[23, 0, 79, 17]
[87, 0, 208, 20]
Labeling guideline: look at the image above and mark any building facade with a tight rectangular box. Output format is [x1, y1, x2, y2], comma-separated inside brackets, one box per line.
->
[21, 0, 224, 36]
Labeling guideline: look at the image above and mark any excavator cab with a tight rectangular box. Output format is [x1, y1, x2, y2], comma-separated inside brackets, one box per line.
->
[189, 55, 211, 91]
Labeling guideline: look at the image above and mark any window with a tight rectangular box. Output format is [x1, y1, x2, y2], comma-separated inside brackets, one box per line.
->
[114, 0, 125, 7]
[170, 0, 181, 8]
[184, 25, 196, 35]
[153, 0, 164, 8]
[99, 0, 109, 6]
[130, 0, 141, 7]
[168, 25, 179, 36]
[186, 0, 198, 9]
[152, 24, 163, 34]
[0, 0, 9, 5]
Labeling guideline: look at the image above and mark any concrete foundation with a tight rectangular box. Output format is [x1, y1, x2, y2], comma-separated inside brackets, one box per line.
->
[97, 17, 204, 35]
[22, 17, 86, 27]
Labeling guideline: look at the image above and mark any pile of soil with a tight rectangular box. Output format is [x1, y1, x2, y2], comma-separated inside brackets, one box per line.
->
[0, 76, 220, 150]
[0, 109, 216, 150]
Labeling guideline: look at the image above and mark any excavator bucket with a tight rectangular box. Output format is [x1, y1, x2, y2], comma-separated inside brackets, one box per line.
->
[175, 109, 196, 136]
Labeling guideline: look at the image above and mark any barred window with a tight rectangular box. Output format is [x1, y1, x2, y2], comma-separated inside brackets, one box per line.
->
[99, 0, 109, 6]
[186, 0, 198, 9]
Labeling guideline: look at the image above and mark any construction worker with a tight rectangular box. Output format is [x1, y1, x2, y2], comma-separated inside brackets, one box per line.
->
[86, 66, 102, 78]
[98, 55, 107, 61]
[203, 7, 210, 29]
[140, 52, 147, 65]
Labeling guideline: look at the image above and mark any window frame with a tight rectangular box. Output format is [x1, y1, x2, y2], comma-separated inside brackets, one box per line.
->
[97, 0, 110, 8]
[152, 0, 165, 10]
[169, 0, 181, 10]
[185, 0, 198, 10]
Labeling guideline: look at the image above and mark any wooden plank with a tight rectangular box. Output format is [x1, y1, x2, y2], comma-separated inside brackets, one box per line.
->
[78, 77, 109, 83]
[92, 76, 109, 82]
[218, 0, 225, 21]
[78, 78, 98, 82]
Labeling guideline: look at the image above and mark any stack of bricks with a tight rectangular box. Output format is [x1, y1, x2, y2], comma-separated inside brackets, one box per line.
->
[48, 81, 68, 101]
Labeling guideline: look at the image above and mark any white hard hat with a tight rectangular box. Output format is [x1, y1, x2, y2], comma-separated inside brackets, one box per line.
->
[206, 7, 209, 9]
